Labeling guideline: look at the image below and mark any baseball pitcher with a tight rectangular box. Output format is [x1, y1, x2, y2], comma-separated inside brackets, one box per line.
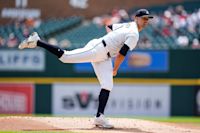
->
[18, 9, 153, 129]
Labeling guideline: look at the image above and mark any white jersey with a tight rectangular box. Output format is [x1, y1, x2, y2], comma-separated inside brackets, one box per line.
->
[102, 22, 139, 57]
[59, 21, 140, 91]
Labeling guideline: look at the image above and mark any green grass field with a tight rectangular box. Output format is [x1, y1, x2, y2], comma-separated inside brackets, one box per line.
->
[137, 116, 200, 123]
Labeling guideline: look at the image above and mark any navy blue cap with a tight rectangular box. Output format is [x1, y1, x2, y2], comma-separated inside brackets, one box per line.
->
[135, 9, 153, 19]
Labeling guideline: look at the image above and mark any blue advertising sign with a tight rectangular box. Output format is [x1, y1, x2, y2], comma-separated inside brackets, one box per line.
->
[74, 50, 169, 73]
[0, 50, 45, 71]
[74, 62, 94, 73]
[119, 50, 169, 72]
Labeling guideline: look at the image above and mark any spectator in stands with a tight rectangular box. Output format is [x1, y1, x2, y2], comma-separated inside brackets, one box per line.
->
[25, 18, 35, 28]
[7, 33, 18, 48]
[138, 36, 152, 49]
[162, 25, 172, 37]
[163, 7, 173, 27]
[191, 38, 200, 49]
[0, 36, 5, 47]
[22, 27, 30, 38]
[93, 16, 104, 26]
[93, 8, 129, 26]
[119, 9, 130, 22]
[48, 38, 58, 46]
[59, 39, 71, 48]
[176, 35, 189, 47]
[187, 9, 200, 33]
[33, 18, 41, 28]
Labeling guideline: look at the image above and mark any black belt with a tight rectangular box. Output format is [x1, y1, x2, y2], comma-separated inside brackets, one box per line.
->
[102, 40, 111, 58]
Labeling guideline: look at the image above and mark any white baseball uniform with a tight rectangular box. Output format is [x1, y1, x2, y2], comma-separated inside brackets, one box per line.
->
[59, 21, 139, 90]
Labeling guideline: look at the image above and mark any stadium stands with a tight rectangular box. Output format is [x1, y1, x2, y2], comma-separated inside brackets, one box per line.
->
[0, 1, 199, 49]
[54, 22, 106, 49]
[43, 1, 200, 50]
[36, 16, 82, 38]
[0, 16, 82, 48]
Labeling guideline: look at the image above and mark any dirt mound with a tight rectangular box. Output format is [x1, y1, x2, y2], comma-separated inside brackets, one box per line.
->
[0, 116, 199, 133]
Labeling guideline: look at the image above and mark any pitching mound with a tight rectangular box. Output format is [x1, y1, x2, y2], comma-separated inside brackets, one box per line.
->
[0, 116, 200, 133]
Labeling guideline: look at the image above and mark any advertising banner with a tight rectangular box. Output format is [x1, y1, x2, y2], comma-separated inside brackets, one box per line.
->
[120, 50, 169, 72]
[0, 50, 45, 71]
[0, 83, 34, 114]
[74, 50, 169, 73]
[52, 83, 170, 116]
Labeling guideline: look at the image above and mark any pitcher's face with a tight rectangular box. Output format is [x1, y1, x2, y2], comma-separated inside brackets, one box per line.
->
[136, 16, 150, 29]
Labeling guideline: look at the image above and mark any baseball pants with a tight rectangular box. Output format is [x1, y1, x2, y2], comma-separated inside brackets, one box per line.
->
[59, 39, 113, 91]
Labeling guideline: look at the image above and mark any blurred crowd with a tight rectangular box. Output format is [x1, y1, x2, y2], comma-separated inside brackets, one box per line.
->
[93, 5, 200, 49]
[151, 5, 200, 49]
[0, 5, 200, 49]
[0, 18, 41, 48]
[92, 8, 130, 26]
